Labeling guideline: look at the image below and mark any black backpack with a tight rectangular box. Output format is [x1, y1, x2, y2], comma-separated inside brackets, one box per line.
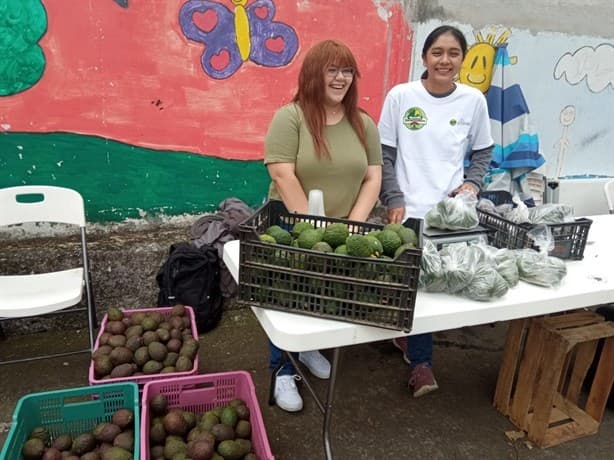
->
[156, 242, 222, 334]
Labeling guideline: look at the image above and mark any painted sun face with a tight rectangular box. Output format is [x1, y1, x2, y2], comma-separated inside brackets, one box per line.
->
[459, 42, 496, 93]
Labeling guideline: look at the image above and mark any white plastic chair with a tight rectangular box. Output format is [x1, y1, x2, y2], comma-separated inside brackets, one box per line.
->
[0, 186, 96, 364]
[605, 179, 614, 214]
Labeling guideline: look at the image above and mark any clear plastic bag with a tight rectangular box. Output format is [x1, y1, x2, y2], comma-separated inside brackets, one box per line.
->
[502, 195, 529, 224]
[527, 203, 575, 224]
[515, 225, 566, 287]
[439, 242, 478, 293]
[516, 250, 567, 287]
[462, 264, 509, 301]
[425, 191, 479, 230]
[494, 249, 520, 288]
[418, 239, 447, 292]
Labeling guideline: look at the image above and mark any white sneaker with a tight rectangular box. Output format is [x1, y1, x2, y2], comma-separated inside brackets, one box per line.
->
[299, 350, 331, 379]
[274, 375, 303, 412]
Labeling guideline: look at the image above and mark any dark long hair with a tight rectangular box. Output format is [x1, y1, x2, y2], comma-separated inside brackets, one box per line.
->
[420, 25, 468, 79]
[293, 40, 367, 159]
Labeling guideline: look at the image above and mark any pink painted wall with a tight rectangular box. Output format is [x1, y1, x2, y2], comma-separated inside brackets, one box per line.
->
[1, 0, 412, 160]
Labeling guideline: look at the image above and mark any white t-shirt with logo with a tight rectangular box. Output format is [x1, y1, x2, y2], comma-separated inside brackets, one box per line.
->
[378, 80, 493, 218]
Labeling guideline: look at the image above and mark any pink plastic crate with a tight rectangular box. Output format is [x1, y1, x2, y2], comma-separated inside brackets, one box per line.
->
[141, 371, 274, 460]
[88, 306, 199, 387]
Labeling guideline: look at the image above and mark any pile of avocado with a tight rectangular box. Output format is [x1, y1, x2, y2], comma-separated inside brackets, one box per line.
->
[91, 305, 199, 380]
[147, 392, 259, 460]
[20, 408, 135, 459]
[260, 221, 418, 259]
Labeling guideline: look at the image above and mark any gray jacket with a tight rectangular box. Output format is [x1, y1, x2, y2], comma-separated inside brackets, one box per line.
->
[379, 143, 493, 209]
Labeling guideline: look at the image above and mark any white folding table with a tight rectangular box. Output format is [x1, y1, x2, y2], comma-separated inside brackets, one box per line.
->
[223, 215, 614, 460]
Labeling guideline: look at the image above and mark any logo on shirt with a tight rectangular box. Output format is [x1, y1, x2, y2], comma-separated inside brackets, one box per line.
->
[403, 107, 427, 130]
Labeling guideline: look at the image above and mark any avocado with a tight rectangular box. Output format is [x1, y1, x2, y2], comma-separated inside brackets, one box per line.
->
[322, 222, 350, 248]
[113, 430, 134, 451]
[346, 234, 372, 257]
[235, 419, 251, 438]
[101, 446, 133, 460]
[93, 355, 114, 378]
[234, 404, 250, 421]
[163, 438, 187, 460]
[376, 229, 403, 257]
[112, 409, 134, 430]
[21, 437, 45, 460]
[107, 306, 124, 321]
[210, 423, 235, 442]
[171, 304, 186, 316]
[220, 406, 238, 427]
[133, 346, 150, 367]
[93, 422, 121, 443]
[216, 440, 243, 460]
[51, 433, 72, 451]
[187, 438, 215, 460]
[175, 355, 193, 372]
[148, 341, 168, 362]
[72, 432, 96, 455]
[109, 347, 134, 366]
[109, 362, 136, 378]
[149, 419, 167, 445]
[163, 410, 189, 436]
[124, 335, 144, 352]
[142, 360, 164, 375]
[149, 393, 168, 416]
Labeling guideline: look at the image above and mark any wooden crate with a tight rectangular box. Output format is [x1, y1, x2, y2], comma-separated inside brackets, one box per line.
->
[493, 310, 614, 448]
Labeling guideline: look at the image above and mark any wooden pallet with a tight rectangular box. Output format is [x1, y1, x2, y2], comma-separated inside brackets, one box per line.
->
[493, 310, 614, 448]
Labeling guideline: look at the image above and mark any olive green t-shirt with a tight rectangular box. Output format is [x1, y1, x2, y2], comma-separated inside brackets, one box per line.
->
[264, 103, 382, 218]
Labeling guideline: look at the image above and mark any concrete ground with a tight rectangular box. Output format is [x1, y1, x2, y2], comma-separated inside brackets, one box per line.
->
[1, 308, 613, 460]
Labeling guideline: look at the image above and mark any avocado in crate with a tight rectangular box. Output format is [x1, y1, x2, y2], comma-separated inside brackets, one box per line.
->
[141, 371, 274, 460]
[89, 305, 200, 387]
[238, 200, 422, 331]
[0, 382, 140, 460]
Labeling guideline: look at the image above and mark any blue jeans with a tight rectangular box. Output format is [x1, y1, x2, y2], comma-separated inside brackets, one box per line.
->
[406, 333, 433, 367]
[269, 340, 298, 376]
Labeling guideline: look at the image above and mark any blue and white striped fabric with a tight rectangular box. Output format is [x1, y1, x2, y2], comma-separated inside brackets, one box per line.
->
[485, 45, 545, 176]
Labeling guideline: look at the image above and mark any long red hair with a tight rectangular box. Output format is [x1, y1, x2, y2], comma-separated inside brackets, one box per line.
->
[292, 40, 368, 158]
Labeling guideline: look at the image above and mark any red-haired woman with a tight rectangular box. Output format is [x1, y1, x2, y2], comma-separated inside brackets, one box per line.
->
[264, 39, 382, 412]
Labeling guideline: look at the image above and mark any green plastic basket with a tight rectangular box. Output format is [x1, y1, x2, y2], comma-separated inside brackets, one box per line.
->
[0, 382, 140, 460]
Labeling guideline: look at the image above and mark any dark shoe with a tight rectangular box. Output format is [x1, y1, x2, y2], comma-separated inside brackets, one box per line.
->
[409, 363, 439, 397]
[392, 337, 410, 365]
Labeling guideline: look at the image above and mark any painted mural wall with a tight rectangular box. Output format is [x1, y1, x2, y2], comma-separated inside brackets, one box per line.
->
[413, 21, 614, 180]
[0, 0, 411, 221]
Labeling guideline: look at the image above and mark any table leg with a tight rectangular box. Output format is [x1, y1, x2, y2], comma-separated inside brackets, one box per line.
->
[323, 347, 340, 460]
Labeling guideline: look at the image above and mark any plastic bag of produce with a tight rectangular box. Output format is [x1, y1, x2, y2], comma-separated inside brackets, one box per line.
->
[515, 225, 566, 286]
[494, 249, 520, 287]
[461, 264, 509, 301]
[516, 249, 567, 286]
[419, 239, 447, 292]
[527, 203, 575, 224]
[439, 242, 478, 293]
[502, 195, 530, 224]
[425, 191, 479, 230]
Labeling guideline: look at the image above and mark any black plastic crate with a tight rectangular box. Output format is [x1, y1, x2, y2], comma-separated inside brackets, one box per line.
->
[477, 207, 592, 260]
[237, 200, 422, 332]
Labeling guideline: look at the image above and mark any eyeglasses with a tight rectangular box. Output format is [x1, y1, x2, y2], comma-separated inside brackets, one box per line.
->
[326, 66, 355, 78]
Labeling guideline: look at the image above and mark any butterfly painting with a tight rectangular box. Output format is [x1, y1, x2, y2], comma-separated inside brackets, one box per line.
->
[179, 0, 299, 79]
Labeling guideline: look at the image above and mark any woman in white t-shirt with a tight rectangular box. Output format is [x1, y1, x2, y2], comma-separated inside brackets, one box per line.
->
[378, 25, 493, 397]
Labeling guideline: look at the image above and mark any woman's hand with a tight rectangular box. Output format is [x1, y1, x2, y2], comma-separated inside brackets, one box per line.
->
[387, 207, 405, 224]
[450, 182, 478, 198]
